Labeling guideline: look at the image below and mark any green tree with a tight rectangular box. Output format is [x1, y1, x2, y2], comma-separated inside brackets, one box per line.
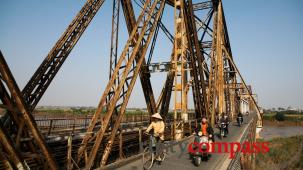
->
[275, 112, 286, 121]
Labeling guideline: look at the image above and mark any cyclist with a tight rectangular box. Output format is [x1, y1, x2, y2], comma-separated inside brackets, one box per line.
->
[145, 112, 165, 164]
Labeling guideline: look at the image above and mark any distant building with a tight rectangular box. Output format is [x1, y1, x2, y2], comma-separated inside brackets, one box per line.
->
[287, 106, 296, 111]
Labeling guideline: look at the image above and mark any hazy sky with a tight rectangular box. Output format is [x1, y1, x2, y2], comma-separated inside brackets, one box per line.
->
[0, 0, 302, 109]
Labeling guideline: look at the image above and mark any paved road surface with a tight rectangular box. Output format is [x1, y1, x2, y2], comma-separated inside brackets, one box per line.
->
[117, 114, 254, 170]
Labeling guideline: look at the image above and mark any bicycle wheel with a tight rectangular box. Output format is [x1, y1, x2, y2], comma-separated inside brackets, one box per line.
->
[143, 147, 154, 170]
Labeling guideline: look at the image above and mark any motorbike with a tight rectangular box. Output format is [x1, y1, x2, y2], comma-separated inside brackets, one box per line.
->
[237, 116, 243, 127]
[220, 122, 227, 139]
[192, 131, 210, 166]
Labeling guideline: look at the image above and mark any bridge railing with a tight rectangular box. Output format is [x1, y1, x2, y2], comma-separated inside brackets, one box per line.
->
[227, 113, 258, 170]
[33, 112, 197, 136]
[34, 114, 151, 136]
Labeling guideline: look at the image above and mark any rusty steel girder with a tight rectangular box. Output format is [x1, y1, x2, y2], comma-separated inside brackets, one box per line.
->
[77, 0, 166, 168]
[119, 0, 157, 116]
[107, 0, 123, 128]
[22, 0, 106, 111]
[207, 5, 218, 125]
[222, 47, 262, 121]
[1, 0, 106, 169]
[0, 121, 26, 170]
[0, 0, 263, 169]
[0, 51, 58, 169]
[183, 0, 209, 119]
[203, 0, 233, 125]
[206, 0, 260, 126]
[155, 1, 213, 120]
[158, 51, 176, 120]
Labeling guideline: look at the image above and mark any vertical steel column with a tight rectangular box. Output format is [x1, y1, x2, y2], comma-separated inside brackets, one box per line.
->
[208, 0, 218, 126]
[108, 0, 121, 101]
[216, 0, 225, 116]
[172, 0, 189, 139]
[107, 0, 122, 131]
[183, 0, 209, 120]
[67, 136, 73, 170]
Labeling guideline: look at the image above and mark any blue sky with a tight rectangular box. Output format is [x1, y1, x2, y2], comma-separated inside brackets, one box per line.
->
[0, 0, 302, 109]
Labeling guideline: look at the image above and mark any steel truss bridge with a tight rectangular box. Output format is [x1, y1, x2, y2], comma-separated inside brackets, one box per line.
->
[0, 0, 262, 169]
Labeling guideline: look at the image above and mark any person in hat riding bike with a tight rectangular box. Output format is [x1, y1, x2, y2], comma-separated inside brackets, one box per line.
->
[145, 112, 165, 164]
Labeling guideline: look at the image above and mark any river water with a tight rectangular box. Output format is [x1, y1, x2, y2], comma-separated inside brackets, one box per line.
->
[260, 125, 303, 140]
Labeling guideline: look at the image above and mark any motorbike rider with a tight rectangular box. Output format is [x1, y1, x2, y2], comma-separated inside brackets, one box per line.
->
[195, 117, 214, 154]
[145, 112, 165, 164]
[219, 113, 230, 135]
[195, 117, 215, 142]
[237, 112, 244, 124]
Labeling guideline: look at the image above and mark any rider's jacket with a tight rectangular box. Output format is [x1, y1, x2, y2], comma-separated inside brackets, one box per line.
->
[219, 117, 230, 124]
[195, 122, 214, 141]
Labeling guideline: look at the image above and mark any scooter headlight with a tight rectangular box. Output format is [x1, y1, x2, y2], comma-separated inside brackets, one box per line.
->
[198, 131, 203, 136]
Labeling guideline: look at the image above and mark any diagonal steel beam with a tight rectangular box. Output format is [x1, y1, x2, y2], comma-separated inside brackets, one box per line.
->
[120, 0, 157, 115]
[222, 47, 262, 121]
[1, 1, 107, 168]
[0, 79, 41, 169]
[0, 51, 58, 170]
[0, 121, 26, 170]
[22, 0, 106, 110]
[77, 1, 165, 168]
[99, 1, 166, 166]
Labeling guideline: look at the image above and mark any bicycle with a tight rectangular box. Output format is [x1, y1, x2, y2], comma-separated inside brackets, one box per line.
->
[142, 133, 166, 170]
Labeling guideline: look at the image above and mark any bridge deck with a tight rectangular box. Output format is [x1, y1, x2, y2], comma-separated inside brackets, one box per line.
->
[114, 114, 254, 170]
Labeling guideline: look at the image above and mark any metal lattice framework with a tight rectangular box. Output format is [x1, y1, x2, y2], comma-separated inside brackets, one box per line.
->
[0, 0, 262, 169]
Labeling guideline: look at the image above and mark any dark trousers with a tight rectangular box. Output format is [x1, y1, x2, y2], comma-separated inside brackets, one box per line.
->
[154, 136, 164, 160]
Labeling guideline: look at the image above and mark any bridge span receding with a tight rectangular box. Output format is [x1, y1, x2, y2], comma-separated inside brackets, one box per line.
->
[0, 0, 263, 169]
[101, 112, 260, 170]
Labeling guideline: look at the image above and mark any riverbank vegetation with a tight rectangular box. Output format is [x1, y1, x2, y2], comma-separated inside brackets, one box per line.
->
[262, 110, 303, 124]
[256, 135, 303, 170]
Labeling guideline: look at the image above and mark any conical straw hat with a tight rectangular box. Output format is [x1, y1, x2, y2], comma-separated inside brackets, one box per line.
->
[151, 112, 162, 120]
